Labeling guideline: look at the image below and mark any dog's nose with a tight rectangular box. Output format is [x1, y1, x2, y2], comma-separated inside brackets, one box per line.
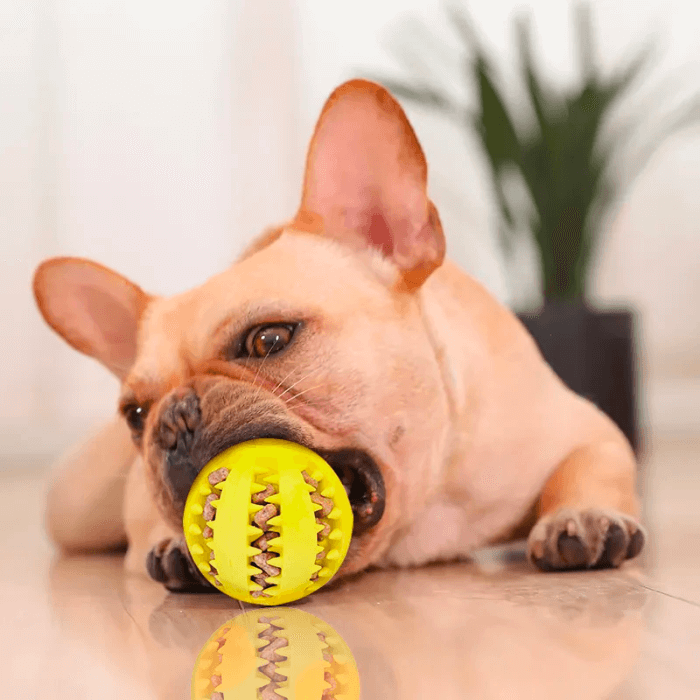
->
[153, 388, 203, 509]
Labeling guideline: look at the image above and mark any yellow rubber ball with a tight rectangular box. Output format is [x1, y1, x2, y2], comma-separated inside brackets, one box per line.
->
[183, 439, 354, 605]
[191, 608, 361, 699]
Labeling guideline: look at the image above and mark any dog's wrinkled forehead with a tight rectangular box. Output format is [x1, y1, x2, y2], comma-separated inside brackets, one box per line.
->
[129, 229, 401, 388]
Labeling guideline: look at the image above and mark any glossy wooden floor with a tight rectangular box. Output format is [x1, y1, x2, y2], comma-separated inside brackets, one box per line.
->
[2, 433, 699, 699]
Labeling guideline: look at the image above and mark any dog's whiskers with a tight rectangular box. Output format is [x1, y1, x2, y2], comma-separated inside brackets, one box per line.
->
[276, 365, 325, 400]
[282, 384, 325, 404]
[250, 346, 276, 402]
[270, 364, 305, 395]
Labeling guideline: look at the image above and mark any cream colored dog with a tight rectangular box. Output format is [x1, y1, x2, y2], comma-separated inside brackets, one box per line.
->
[33, 80, 644, 591]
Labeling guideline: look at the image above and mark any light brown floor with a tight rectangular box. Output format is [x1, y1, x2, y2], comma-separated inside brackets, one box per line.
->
[1, 433, 699, 699]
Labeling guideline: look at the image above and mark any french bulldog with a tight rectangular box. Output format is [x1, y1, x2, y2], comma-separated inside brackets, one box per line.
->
[33, 80, 644, 592]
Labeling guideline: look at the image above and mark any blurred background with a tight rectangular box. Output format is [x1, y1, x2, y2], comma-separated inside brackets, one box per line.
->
[1, 0, 699, 465]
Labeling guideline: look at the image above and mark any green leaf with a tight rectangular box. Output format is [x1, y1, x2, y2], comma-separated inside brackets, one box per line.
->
[515, 14, 554, 133]
[473, 57, 522, 170]
[446, 3, 522, 167]
[445, 3, 482, 55]
[384, 28, 454, 95]
[573, 2, 597, 83]
[624, 98, 700, 188]
[603, 38, 658, 107]
[514, 13, 566, 215]
[397, 15, 461, 77]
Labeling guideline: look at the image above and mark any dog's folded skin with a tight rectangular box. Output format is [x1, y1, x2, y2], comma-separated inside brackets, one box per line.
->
[34, 80, 644, 592]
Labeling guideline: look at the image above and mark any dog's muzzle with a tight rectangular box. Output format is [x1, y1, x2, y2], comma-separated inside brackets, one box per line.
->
[155, 392, 386, 537]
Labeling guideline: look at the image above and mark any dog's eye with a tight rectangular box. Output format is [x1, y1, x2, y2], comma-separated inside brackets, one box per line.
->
[122, 403, 148, 434]
[243, 324, 296, 358]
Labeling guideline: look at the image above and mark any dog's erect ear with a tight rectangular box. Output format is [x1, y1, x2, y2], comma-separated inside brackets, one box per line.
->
[33, 258, 150, 378]
[295, 79, 445, 289]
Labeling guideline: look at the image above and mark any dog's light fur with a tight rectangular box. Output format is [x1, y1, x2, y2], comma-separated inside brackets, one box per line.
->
[35, 80, 643, 587]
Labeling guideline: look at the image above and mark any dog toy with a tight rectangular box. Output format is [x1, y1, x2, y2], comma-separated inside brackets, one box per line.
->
[192, 608, 361, 699]
[183, 439, 353, 606]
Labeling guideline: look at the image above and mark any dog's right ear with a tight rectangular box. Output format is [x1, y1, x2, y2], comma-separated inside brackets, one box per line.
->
[295, 79, 446, 290]
[33, 258, 150, 379]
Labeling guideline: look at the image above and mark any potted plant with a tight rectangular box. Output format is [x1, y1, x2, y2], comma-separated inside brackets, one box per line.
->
[370, 2, 700, 455]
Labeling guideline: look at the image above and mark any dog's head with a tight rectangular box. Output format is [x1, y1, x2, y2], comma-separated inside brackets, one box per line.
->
[33, 80, 451, 573]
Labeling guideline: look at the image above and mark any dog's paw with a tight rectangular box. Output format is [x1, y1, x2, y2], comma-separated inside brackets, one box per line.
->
[146, 538, 214, 593]
[528, 508, 645, 571]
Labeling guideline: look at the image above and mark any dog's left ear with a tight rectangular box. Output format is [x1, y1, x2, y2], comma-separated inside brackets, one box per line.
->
[33, 257, 150, 378]
[295, 79, 445, 289]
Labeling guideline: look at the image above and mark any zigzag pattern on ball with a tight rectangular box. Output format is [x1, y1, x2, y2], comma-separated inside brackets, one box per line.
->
[202, 467, 230, 587]
[249, 484, 282, 598]
[303, 471, 334, 583]
[246, 468, 339, 597]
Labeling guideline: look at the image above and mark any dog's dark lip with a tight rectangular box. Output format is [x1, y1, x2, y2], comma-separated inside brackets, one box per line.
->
[316, 448, 386, 535]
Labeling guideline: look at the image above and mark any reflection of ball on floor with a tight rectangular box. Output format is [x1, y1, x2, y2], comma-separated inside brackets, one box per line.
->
[183, 439, 354, 605]
[192, 609, 361, 700]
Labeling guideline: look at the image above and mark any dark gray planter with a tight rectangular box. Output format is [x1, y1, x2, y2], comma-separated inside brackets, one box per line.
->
[516, 302, 640, 456]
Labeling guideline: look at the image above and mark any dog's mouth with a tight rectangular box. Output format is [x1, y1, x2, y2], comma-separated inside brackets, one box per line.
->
[315, 447, 386, 535]
[191, 427, 386, 537]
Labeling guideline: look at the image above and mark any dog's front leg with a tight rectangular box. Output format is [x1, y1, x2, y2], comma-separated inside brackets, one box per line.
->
[528, 439, 646, 571]
[45, 416, 134, 552]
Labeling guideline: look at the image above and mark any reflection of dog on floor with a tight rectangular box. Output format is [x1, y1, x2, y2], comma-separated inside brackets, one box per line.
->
[35, 79, 644, 592]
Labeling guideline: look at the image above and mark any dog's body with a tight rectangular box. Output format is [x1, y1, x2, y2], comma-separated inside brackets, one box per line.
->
[35, 80, 644, 591]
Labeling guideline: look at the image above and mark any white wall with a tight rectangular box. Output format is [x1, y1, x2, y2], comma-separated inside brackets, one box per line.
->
[1, 0, 699, 458]
[1, 0, 48, 456]
[1, 1, 303, 456]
